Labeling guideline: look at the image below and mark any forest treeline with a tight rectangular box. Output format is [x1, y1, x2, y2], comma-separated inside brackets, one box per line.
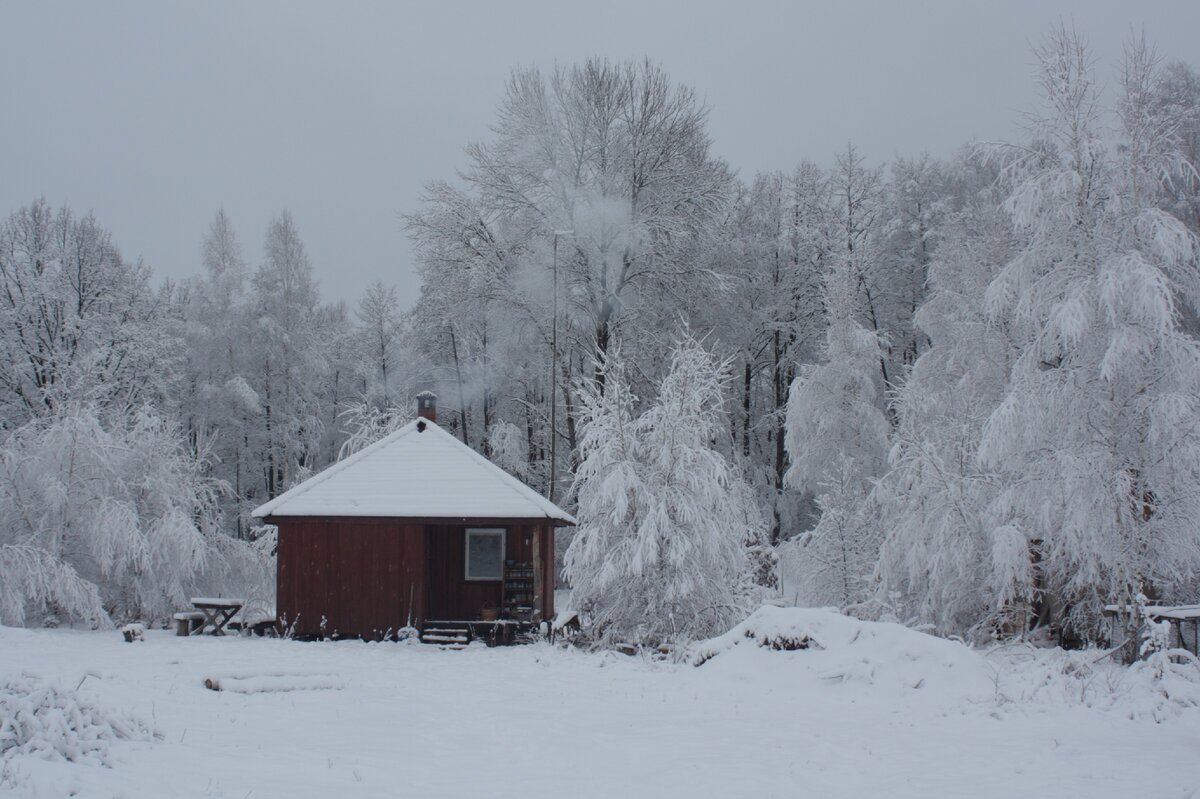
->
[2, 29, 1198, 646]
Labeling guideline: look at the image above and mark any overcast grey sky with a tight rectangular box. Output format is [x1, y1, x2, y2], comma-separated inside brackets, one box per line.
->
[3, 1, 1197, 307]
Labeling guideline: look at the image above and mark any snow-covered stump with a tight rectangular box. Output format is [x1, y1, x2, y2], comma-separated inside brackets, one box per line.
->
[549, 610, 580, 643]
[120, 623, 144, 643]
[690, 607, 822, 666]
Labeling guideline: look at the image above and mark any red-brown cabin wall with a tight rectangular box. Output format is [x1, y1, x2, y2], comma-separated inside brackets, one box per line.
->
[426, 523, 549, 620]
[276, 518, 562, 636]
[276, 519, 426, 639]
[426, 524, 496, 620]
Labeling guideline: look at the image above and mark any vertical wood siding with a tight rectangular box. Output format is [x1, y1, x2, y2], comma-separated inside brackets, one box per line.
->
[276, 518, 561, 635]
[426, 524, 538, 619]
[277, 519, 426, 638]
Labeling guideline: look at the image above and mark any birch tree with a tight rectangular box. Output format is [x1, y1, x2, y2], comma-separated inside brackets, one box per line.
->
[874, 191, 1020, 636]
[356, 279, 404, 411]
[0, 404, 268, 626]
[979, 29, 1200, 640]
[0, 200, 173, 426]
[782, 185, 891, 609]
[565, 338, 762, 646]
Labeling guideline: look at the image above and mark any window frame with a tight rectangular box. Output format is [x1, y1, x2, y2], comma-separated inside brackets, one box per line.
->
[463, 527, 506, 582]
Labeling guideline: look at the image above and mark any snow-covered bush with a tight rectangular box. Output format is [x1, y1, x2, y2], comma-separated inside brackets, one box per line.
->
[983, 642, 1200, 722]
[565, 339, 766, 647]
[0, 675, 152, 768]
[0, 404, 271, 626]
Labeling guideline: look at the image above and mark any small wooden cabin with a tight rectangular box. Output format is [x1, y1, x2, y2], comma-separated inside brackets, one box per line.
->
[252, 394, 575, 640]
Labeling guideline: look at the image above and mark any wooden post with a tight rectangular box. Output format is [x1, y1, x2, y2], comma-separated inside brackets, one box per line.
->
[532, 525, 543, 621]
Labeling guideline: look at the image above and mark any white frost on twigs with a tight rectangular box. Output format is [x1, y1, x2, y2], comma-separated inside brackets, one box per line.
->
[0, 674, 152, 769]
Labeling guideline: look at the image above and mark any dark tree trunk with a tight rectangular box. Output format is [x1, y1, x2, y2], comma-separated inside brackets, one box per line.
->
[449, 328, 470, 447]
[743, 360, 752, 459]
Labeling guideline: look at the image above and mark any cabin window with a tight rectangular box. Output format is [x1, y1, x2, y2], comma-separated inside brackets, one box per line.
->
[464, 528, 505, 581]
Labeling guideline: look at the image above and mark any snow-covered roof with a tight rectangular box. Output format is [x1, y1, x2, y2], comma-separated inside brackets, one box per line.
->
[252, 419, 576, 524]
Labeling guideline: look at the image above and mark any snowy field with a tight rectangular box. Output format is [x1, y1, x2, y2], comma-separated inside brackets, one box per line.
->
[3, 611, 1200, 799]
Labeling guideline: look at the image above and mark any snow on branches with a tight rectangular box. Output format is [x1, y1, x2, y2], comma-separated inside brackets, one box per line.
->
[976, 29, 1200, 637]
[0, 674, 153, 769]
[782, 206, 891, 612]
[0, 405, 270, 627]
[873, 201, 1022, 638]
[564, 338, 767, 647]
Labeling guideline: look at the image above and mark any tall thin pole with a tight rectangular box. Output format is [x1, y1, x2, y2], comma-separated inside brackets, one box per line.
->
[547, 230, 573, 503]
[549, 233, 559, 502]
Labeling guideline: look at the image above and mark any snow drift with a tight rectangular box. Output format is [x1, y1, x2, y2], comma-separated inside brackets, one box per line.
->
[690, 606, 992, 699]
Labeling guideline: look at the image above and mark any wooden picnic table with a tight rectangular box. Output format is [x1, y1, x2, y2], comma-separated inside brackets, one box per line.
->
[189, 597, 246, 636]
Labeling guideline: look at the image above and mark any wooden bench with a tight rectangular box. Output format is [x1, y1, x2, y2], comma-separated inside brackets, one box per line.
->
[233, 613, 281, 637]
[174, 611, 205, 636]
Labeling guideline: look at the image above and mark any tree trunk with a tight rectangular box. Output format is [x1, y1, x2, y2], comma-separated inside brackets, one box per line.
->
[449, 328, 470, 447]
[771, 332, 788, 545]
[743, 360, 752, 459]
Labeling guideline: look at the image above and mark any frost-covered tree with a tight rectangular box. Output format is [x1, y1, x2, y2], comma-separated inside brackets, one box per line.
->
[707, 166, 829, 544]
[0, 404, 269, 626]
[176, 210, 259, 532]
[781, 153, 892, 610]
[356, 279, 404, 411]
[829, 144, 892, 391]
[406, 58, 732, 492]
[565, 339, 763, 646]
[874, 189, 1020, 636]
[336, 399, 412, 460]
[0, 203, 275, 626]
[487, 420, 530, 479]
[201, 209, 247, 313]
[249, 211, 325, 497]
[1153, 60, 1200, 238]
[880, 153, 947, 367]
[466, 59, 731, 373]
[0, 200, 174, 427]
[405, 181, 512, 449]
[979, 29, 1200, 639]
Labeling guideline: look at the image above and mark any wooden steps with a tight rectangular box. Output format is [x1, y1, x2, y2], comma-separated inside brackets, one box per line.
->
[420, 623, 470, 648]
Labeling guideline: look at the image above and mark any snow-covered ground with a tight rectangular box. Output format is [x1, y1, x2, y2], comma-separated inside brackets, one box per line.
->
[3, 610, 1199, 798]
